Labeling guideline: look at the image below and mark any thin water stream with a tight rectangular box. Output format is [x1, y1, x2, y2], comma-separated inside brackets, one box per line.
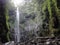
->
[14, 7, 20, 45]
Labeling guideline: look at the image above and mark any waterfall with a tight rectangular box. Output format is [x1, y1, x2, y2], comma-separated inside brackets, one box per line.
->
[14, 7, 20, 44]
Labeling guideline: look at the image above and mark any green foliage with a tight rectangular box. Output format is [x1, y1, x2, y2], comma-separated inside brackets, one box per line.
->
[46, 0, 54, 36]
[41, 0, 60, 37]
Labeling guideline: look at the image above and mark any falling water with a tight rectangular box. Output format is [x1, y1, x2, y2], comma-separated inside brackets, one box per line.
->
[14, 7, 20, 44]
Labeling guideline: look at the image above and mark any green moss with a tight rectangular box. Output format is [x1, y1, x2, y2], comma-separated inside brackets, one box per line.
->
[5, 5, 10, 41]
[46, 0, 60, 36]
[47, 0, 53, 36]
[41, 0, 58, 36]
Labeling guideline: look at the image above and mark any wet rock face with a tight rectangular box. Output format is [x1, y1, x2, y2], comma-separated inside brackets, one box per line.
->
[9, 9, 16, 41]
[0, 1, 8, 43]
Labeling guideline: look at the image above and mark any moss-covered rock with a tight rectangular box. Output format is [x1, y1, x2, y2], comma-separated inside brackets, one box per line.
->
[0, 1, 9, 43]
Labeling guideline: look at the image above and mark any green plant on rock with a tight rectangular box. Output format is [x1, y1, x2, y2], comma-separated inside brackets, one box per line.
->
[5, 5, 10, 41]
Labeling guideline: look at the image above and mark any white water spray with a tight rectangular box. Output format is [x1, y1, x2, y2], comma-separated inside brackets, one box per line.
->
[11, 0, 25, 44]
[16, 7, 20, 42]
[14, 7, 20, 44]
